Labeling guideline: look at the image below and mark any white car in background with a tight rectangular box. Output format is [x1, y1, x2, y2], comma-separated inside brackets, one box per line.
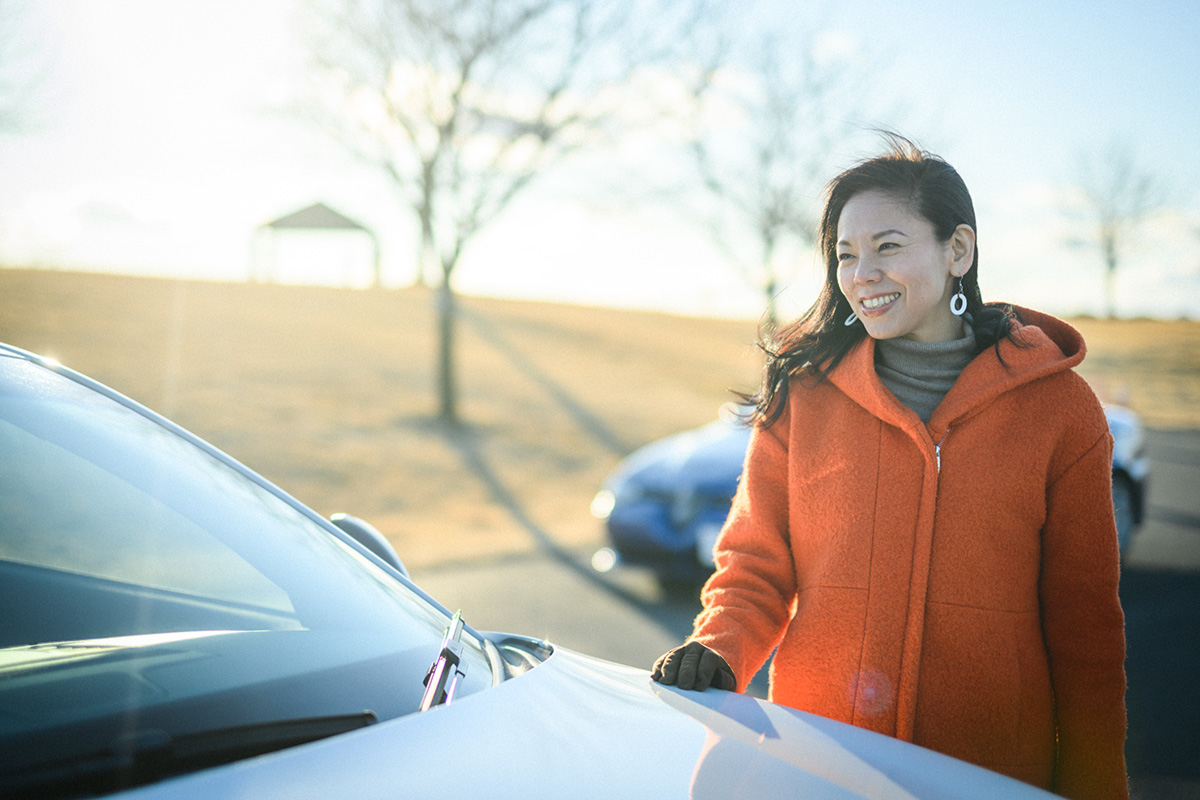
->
[0, 343, 1057, 799]
[1105, 403, 1151, 553]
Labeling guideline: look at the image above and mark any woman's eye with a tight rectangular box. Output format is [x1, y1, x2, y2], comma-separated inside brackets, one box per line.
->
[837, 252, 855, 263]
[878, 242, 898, 252]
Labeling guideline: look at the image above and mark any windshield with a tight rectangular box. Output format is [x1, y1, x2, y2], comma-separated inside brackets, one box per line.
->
[0, 354, 493, 794]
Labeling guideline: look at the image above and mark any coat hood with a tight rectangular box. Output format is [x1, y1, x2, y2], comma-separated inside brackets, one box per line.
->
[829, 306, 1088, 434]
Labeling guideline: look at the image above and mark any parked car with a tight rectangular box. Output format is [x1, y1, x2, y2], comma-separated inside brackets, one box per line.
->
[1106, 403, 1152, 552]
[0, 343, 1059, 799]
[594, 400, 1150, 589]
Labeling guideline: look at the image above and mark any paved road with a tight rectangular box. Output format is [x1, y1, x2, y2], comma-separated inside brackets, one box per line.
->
[1119, 429, 1200, 794]
[412, 429, 1200, 794]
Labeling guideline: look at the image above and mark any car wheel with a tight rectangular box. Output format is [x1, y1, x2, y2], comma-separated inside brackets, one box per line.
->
[1112, 472, 1137, 556]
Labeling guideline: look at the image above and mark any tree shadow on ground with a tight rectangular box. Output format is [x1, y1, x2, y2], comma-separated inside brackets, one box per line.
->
[461, 308, 632, 457]
[446, 308, 774, 694]
[439, 307, 684, 617]
[437, 418, 670, 620]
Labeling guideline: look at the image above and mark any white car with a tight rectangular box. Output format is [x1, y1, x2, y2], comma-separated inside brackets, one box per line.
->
[0, 343, 1055, 799]
[1105, 404, 1151, 553]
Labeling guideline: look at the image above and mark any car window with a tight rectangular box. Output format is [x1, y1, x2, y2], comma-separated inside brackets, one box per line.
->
[0, 414, 293, 610]
[0, 355, 496, 784]
[0, 357, 446, 637]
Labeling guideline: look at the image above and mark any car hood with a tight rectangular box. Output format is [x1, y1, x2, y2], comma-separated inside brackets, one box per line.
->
[125, 646, 1053, 799]
[610, 420, 751, 496]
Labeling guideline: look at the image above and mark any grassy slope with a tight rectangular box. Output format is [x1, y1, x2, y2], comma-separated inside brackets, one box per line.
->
[0, 269, 762, 567]
[2, 268, 1196, 567]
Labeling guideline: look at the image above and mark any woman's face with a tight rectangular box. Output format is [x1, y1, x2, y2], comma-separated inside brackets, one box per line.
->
[835, 190, 973, 343]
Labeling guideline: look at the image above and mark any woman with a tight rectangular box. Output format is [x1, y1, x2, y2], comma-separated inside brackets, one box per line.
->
[653, 136, 1127, 800]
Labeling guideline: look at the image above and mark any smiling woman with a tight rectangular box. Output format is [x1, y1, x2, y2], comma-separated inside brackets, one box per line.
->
[739, 134, 1025, 429]
[653, 134, 1130, 800]
[835, 190, 974, 343]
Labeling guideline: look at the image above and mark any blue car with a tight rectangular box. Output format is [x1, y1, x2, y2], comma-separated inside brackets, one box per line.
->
[593, 403, 1150, 589]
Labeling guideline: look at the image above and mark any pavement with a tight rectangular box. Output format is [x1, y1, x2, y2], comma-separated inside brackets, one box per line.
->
[1119, 430, 1200, 794]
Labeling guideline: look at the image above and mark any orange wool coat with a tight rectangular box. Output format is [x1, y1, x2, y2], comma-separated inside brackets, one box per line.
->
[691, 309, 1127, 799]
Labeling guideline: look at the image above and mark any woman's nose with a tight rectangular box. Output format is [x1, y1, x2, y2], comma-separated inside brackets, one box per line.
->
[853, 256, 881, 285]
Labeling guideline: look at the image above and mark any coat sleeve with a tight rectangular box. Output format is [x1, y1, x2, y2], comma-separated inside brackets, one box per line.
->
[1040, 429, 1129, 800]
[690, 419, 798, 693]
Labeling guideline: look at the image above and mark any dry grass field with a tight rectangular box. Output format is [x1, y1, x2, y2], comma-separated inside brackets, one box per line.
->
[2, 268, 1197, 569]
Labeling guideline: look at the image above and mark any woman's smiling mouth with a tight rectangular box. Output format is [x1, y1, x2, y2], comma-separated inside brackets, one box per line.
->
[860, 292, 900, 313]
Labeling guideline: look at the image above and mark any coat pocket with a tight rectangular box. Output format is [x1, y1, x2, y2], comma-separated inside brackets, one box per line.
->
[913, 603, 1049, 771]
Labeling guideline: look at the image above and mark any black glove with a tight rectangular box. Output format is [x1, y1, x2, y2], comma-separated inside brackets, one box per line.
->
[652, 641, 736, 691]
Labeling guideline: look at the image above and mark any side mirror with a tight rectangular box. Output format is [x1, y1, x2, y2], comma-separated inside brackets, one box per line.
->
[329, 513, 410, 579]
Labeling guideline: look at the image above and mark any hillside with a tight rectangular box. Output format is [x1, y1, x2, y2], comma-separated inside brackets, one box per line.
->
[0, 269, 763, 567]
[2, 268, 1196, 568]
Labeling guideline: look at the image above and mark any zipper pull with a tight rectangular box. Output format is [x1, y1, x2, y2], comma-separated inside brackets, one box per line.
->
[935, 428, 950, 474]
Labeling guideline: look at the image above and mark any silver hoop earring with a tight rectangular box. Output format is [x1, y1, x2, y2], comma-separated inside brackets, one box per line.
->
[950, 278, 967, 317]
[844, 311, 859, 326]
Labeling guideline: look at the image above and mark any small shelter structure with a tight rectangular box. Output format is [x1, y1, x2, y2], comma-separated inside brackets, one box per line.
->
[252, 202, 381, 287]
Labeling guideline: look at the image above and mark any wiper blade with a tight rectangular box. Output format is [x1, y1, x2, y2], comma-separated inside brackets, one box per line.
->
[3, 712, 378, 799]
[167, 711, 378, 763]
[420, 610, 467, 711]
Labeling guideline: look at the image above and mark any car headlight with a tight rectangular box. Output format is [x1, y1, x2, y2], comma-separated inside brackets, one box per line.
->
[590, 489, 616, 520]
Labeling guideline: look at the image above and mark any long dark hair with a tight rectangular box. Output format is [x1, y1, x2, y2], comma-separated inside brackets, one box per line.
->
[744, 133, 1020, 428]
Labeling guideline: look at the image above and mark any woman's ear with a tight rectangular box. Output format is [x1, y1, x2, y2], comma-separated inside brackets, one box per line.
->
[949, 224, 975, 277]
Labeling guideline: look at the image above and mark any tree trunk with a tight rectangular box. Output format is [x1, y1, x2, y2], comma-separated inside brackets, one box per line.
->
[436, 278, 458, 424]
[417, 208, 434, 288]
[761, 234, 779, 331]
[1103, 236, 1119, 319]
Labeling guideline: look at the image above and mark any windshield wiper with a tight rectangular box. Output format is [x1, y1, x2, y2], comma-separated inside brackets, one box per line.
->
[3, 712, 378, 799]
[420, 610, 467, 711]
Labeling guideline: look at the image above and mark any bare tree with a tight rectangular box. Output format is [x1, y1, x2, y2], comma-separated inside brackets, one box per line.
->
[298, 0, 707, 423]
[1074, 140, 1168, 318]
[685, 23, 887, 327]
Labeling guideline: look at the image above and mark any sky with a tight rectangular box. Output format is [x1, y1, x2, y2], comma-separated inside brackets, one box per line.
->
[0, 0, 1197, 320]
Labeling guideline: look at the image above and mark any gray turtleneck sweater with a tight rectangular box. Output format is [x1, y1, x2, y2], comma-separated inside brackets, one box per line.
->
[874, 326, 977, 423]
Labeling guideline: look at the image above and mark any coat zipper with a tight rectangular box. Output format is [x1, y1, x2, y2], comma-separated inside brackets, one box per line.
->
[935, 427, 950, 475]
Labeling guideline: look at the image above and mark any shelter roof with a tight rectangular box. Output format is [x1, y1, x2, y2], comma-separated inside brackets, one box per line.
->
[262, 202, 370, 231]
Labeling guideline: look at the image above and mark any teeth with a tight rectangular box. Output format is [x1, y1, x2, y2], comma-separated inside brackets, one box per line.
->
[862, 293, 900, 309]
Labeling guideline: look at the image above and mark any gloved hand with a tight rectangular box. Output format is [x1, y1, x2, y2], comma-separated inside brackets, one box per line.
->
[652, 641, 736, 691]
